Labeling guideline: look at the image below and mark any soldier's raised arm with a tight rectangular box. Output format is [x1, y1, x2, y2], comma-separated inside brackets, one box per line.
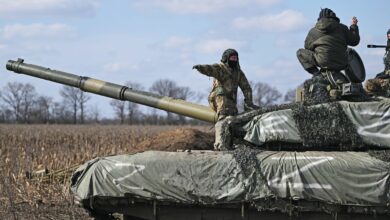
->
[192, 64, 224, 80]
[346, 16, 360, 46]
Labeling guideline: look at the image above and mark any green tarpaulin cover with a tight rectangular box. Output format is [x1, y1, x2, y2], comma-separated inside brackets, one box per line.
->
[243, 100, 390, 147]
[71, 150, 390, 206]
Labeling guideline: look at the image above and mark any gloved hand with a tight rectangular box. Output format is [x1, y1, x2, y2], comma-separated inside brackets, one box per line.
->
[376, 71, 390, 79]
[192, 65, 201, 70]
[351, 16, 358, 25]
[244, 102, 259, 111]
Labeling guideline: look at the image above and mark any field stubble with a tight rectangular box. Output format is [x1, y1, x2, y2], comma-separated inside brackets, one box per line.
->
[0, 124, 210, 219]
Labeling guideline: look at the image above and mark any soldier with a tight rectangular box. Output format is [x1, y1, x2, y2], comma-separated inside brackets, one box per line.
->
[364, 29, 390, 97]
[297, 8, 360, 75]
[193, 48, 256, 120]
[193, 48, 257, 150]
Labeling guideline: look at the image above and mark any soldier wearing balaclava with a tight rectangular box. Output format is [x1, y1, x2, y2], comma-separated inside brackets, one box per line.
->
[193, 48, 257, 150]
[193, 48, 256, 120]
[296, 8, 360, 74]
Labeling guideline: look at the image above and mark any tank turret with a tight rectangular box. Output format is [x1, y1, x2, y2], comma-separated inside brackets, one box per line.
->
[6, 58, 218, 123]
[6, 58, 390, 150]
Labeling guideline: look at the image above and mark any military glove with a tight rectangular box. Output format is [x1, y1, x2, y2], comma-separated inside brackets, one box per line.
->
[351, 16, 358, 25]
[192, 65, 201, 70]
[376, 71, 390, 79]
[244, 102, 259, 111]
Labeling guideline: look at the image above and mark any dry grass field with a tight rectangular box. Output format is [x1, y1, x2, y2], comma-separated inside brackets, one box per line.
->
[0, 124, 210, 220]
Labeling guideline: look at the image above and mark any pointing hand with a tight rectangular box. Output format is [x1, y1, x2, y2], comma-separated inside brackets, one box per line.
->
[192, 65, 201, 70]
[352, 16, 358, 25]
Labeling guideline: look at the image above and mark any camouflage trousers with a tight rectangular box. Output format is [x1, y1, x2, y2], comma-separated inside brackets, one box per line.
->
[214, 116, 234, 150]
[296, 48, 318, 72]
[208, 95, 238, 120]
[364, 78, 390, 97]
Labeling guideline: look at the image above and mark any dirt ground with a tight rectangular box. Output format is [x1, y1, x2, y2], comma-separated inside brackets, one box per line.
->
[133, 127, 214, 152]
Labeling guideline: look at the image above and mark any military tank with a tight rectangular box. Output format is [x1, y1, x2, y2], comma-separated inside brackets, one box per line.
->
[6, 58, 390, 220]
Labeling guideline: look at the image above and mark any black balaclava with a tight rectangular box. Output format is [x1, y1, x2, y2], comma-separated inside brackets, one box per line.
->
[221, 48, 239, 69]
[318, 8, 340, 22]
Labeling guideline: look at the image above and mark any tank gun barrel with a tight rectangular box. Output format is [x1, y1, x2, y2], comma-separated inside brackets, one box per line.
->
[367, 44, 390, 49]
[6, 58, 217, 123]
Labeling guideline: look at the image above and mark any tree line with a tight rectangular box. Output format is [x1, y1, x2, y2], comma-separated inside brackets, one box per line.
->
[0, 79, 295, 124]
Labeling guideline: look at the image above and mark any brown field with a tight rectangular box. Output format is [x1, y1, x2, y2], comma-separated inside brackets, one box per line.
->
[0, 124, 211, 220]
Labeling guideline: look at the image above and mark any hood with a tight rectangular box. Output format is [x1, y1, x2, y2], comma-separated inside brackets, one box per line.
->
[221, 48, 239, 63]
[315, 17, 339, 33]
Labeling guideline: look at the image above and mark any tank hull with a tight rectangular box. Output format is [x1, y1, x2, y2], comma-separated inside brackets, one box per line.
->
[71, 150, 390, 219]
[89, 198, 389, 220]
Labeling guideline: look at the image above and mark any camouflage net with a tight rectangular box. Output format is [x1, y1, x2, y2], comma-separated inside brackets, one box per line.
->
[368, 150, 390, 162]
[303, 75, 331, 105]
[228, 146, 276, 199]
[230, 145, 262, 177]
[303, 75, 371, 105]
[291, 102, 364, 150]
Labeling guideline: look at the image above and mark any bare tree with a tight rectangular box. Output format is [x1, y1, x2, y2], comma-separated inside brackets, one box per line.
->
[1, 82, 37, 123]
[175, 86, 197, 123]
[0, 90, 4, 122]
[60, 86, 79, 124]
[125, 82, 143, 124]
[110, 99, 126, 124]
[0, 104, 5, 123]
[78, 91, 91, 124]
[52, 102, 72, 123]
[284, 89, 296, 103]
[1, 82, 24, 122]
[89, 104, 100, 123]
[150, 79, 180, 122]
[1, 109, 13, 123]
[34, 95, 53, 123]
[253, 82, 282, 107]
[20, 83, 37, 123]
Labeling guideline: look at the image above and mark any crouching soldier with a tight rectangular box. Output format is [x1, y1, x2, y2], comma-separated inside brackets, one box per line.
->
[297, 8, 360, 101]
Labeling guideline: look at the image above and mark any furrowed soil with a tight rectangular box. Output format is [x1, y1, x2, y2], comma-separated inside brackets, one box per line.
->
[0, 124, 212, 220]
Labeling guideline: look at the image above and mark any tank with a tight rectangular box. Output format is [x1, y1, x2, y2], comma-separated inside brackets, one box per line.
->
[6, 58, 390, 220]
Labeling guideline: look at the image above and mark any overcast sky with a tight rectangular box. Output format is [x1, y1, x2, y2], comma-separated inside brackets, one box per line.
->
[0, 0, 388, 117]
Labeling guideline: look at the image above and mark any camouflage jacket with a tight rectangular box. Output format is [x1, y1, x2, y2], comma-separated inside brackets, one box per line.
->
[304, 18, 360, 71]
[375, 50, 390, 79]
[195, 63, 253, 105]
[384, 50, 390, 72]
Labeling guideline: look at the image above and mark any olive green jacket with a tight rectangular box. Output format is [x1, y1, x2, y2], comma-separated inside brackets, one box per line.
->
[305, 17, 360, 71]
